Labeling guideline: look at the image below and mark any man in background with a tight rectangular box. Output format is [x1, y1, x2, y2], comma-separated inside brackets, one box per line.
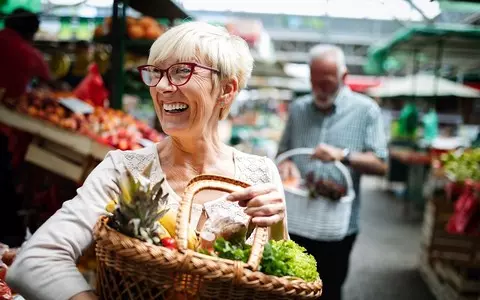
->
[277, 44, 388, 300]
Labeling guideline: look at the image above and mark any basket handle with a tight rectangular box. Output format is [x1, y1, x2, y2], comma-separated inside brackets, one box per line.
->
[275, 148, 355, 199]
[176, 174, 269, 270]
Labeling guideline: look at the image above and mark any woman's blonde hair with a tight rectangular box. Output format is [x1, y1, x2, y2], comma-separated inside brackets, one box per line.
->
[148, 21, 254, 119]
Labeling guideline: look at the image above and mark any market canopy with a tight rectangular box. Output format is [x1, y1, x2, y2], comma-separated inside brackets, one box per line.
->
[366, 73, 480, 98]
[364, 24, 480, 75]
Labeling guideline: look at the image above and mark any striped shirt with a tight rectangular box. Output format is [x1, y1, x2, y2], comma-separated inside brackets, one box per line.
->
[278, 86, 388, 236]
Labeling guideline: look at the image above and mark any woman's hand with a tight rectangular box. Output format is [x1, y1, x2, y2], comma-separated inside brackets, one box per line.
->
[227, 184, 285, 227]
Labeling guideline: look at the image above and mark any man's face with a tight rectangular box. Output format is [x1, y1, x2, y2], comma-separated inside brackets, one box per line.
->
[310, 58, 344, 110]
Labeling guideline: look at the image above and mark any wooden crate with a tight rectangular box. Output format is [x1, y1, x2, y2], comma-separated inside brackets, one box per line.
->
[434, 260, 480, 294]
[420, 252, 479, 300]
[0, 105, 112, 161]
[1, 105, 113, 182]
[422, 198, 480, 267]
[25, 138, 99, 184]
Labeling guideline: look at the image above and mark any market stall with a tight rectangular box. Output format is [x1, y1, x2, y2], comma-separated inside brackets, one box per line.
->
[419, 149, 480, 300]
[0, 2, 192, 293]
[363, 23, 480, 220]
[364, 24, 480, 78]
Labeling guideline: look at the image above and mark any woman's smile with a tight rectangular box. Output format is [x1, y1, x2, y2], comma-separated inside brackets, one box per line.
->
[162, 102, 189, 114]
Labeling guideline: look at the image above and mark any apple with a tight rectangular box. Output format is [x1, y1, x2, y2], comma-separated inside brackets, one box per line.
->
[118, 139, 129, 150]
[48, 114, 61, 125]
[27, 106, 38, 117]
[37, 110, 46, 119]
[55, 107, 66, 118]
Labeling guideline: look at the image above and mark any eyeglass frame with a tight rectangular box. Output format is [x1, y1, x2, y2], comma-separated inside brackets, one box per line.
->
[137, 62, 221, 87]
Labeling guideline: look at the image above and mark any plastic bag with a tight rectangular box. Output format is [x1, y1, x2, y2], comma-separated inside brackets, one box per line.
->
[446, 181, 480, 235]
[73, 63, 108, 107]
[397, 102, 419, 138]
[422, 108, 439, 142]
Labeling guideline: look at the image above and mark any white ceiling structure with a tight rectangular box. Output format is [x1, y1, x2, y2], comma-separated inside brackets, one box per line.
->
[179, 0, 441, 21]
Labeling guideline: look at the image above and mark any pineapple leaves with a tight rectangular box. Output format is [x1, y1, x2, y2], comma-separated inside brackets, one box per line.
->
[152, 178, 169, 208]
[110, 163, 170, 246]
[141, 160, 154, 178]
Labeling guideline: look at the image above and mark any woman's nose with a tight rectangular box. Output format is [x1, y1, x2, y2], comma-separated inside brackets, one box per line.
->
[155, 75, 175, 93]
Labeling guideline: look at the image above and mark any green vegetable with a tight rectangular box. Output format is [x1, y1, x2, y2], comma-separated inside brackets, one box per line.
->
[212, 238, 319, 282]
[214, 237, 251, 263]
[441, 149, 480, 182]
[260, 240, 319, 282]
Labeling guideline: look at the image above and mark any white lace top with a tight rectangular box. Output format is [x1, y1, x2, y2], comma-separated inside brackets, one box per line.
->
[6, 144, 287, 300]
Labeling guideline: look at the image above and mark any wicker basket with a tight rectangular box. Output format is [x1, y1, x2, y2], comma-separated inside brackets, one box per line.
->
[94, 174, 323, 299]
[276, 148, 355, 241]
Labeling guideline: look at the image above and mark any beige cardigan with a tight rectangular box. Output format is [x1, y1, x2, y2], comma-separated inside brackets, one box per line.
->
[6, 144, 287, 300]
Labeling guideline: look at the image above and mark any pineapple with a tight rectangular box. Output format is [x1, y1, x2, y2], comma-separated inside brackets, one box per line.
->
[107, 161, 170, 246]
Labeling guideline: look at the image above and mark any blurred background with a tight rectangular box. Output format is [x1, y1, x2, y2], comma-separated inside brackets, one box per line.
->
[0, 0, 479, 299]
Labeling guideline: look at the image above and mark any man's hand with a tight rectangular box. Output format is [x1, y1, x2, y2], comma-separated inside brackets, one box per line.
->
[312, 143, 344, 162]
[312, 143, 387, 175]
[278, 160, 301, 182]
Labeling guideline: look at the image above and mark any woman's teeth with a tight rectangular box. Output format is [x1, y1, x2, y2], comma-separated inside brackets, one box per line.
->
[163, 103, 189, 113]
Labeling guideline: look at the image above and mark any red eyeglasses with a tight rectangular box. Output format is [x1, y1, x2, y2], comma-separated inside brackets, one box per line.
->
[137, 62, 220, 87]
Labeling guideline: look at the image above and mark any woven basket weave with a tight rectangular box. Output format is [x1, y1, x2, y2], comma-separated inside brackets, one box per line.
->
[94, 174, 323, 299]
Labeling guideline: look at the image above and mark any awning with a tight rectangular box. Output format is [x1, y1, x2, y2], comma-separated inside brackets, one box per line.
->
[345, 75, 382, 93]
[364, 24, 480, 75]
[366, 73, 480, 98]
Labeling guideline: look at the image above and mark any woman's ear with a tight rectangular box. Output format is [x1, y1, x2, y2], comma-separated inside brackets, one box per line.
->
[218, 78, 238, 107]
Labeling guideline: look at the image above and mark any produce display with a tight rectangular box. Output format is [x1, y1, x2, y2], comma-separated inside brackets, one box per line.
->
[440, 149, 480, 183]
[94, 16, 166, 41]
[105, 162, 320, 283]
[446, 180, 480, 235]
[436, 149, 480, 236]
[3, 90, 163, 151]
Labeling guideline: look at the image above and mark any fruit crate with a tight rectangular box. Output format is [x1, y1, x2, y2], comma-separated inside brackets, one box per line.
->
[419, 252, 479, 300]
[433, 260, 480, 294]
[422, 198, 480, 267]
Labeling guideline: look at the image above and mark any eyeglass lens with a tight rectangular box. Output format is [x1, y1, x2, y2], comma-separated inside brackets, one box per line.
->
[140, 64, 194, 87]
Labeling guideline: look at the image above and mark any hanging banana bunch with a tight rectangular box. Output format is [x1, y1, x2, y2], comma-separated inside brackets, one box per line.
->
[72, 42, 92, 77]
[94, 45, 110, 75]
[49, 51, 71, 80]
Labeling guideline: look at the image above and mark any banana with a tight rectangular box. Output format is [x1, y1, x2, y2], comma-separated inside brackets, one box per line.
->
[105, 200, 117, 213]
[157, 224, 171, 239]
[49, 52, 71, 79]
[158, 210, 198, 249]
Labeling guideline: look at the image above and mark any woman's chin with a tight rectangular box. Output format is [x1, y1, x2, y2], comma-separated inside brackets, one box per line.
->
[161, 125, 191, 137]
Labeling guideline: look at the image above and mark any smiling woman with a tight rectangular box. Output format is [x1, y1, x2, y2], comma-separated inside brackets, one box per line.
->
[5, 21, 289, 300]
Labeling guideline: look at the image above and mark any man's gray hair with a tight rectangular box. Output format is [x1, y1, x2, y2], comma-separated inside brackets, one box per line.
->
[308, 44, 347, 78]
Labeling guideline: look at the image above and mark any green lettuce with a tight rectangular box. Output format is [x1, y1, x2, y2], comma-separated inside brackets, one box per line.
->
[260, 240, 319, 282]
[212, 238, 319, 282]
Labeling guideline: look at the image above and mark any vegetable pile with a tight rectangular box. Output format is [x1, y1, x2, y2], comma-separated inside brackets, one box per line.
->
[440, 149, 480, 183]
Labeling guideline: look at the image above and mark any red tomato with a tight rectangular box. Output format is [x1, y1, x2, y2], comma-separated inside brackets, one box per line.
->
[0, 280, 12, 300]
[161, 238, 177, 249]
[0, 267, 6, 282]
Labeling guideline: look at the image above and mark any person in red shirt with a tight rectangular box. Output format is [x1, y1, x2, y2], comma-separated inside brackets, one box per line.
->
[0, 9, 51, 247]
[0, 8, 51, 98]
[0, 8, 51, 163]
